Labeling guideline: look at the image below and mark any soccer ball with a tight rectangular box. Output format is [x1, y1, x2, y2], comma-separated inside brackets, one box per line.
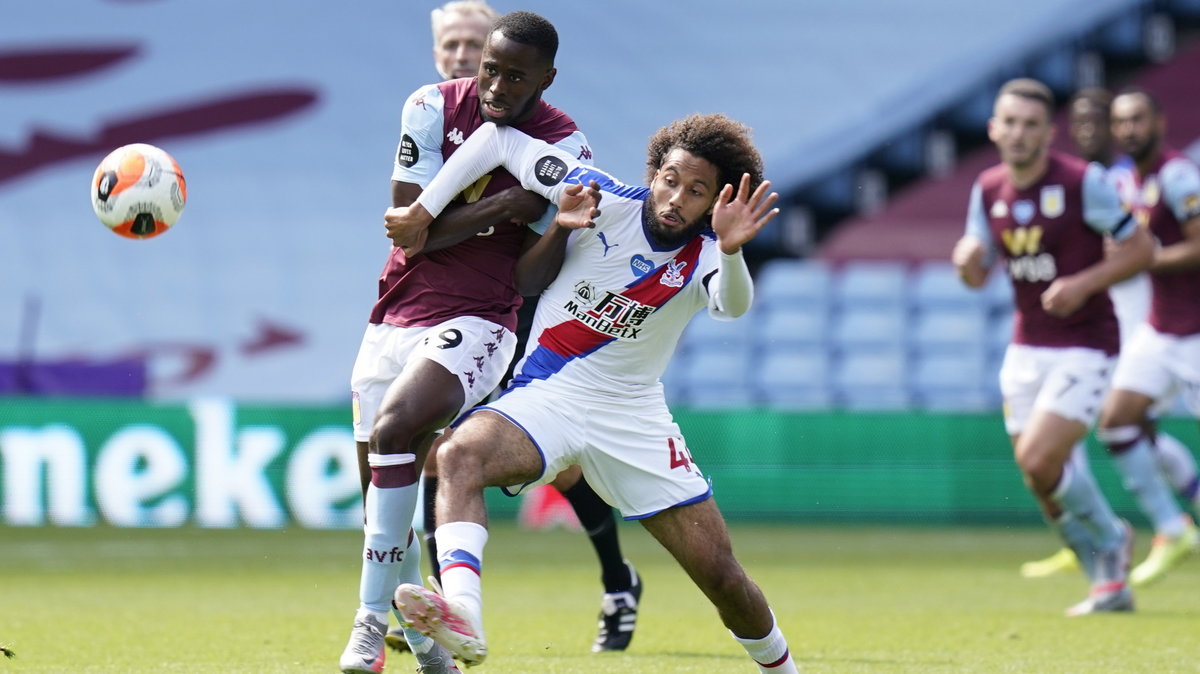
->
[90, 143, 187, 239]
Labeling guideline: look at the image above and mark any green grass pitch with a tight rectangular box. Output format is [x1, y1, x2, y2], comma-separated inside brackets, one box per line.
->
[1, 521, 1197, 673]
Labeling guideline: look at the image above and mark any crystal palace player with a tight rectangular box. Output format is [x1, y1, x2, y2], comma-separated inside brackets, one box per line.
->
[953, 78, 1154, 615]
[386, 115, 799, 672]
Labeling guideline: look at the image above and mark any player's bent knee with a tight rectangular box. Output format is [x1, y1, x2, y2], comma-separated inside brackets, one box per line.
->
[432, 436, 487, 483]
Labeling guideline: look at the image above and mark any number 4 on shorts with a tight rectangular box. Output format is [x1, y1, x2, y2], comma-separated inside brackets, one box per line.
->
[668, 437, 694, 473]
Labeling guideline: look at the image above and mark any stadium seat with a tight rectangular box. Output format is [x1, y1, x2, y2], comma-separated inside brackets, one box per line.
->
[678, 311, 754, 355]
[987, 311, 1014, 360]
[832, 349, 910, 410]
[911, 261, 988, 313]
[753, 349, 833, 410]
[673, 346, 757, 409]
[911, 351, 993, 411]
[755, 305, 830, 351]
[755, 258, 833, 312]
[832, 260, 911, 310]
[982, 269, 1014, 313]
[830, 306, 908, 354]
[910, 307, 989, 359]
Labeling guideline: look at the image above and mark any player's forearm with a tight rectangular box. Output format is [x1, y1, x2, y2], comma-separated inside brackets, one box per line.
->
[952, 236, 989, 288]
[419, 195, 526, 253]
[710, 249, 754, 318]
[416, 123, 560, 217]
[1149, 220, 1200, 273]
[515, 223, 571, 296]
[1077, 227, 1154, 292]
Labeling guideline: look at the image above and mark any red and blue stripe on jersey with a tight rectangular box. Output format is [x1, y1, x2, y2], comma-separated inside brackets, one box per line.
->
[510, 234, 704, 388]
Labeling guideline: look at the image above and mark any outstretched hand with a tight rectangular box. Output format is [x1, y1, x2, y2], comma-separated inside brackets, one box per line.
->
[555, 180, 602, 230]
[384, 203, 434, 258]
[711, 173, 780, 254]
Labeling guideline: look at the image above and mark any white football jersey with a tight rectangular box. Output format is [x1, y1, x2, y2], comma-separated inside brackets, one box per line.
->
[415, 123, 739, 397]
[514, 192, 725, 397]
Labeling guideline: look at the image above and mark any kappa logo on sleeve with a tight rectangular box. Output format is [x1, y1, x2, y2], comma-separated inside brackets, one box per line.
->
[534, 155, 568, 186]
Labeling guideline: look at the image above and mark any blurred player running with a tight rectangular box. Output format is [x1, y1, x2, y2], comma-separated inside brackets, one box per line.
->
[1020, 87, 1200, 581]
[953, 78, 1154, 615]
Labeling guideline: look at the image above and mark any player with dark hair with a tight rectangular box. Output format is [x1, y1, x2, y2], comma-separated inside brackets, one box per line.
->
[340, 10, 637, 674]
[385, 113, 799, 672]
[953, 78, 1154, 615]
[1067, 87, 1115, 165]
[1020, 86, 1200, 581]
[1096, 86, 1200, 584]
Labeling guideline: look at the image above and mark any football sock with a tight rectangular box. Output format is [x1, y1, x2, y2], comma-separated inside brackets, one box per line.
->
[1152, 431, 1200, 500]
[560, 477, 631, 591]
[732, 613, 798, 674]
[1052, 453, 1124, 550]
[1101, 426, 1185, 537]
[422, 475, 442, 584]
[435, 521, 489, 620]
[358, 453, 420, 614]
[1070, 441, 1099, 482]
[392, 530, 424, 611]
[1050, 511, 1095, 575]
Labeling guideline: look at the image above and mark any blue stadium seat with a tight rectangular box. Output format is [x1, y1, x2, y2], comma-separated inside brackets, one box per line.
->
[679, 311, 754, 355]
[911, 261, 988, 313]
[910, 307, 989, 359]
[832, 261, 911, 310]
[987, 311, 1014, 360]
[833, 349, 910, 410]
[755, 306, 830, 351]
[753, 350, 833, 410]
[911, 351, 994, 411]
[755, 258, 833, 312]
[831, 306, 908, 354]
[983, 269, 1014, 313]
[673, 346, 757, 409]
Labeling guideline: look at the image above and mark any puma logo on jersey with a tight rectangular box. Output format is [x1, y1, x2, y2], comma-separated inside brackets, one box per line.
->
[447, 128, 465, 145]
[598, 232, 619, 257]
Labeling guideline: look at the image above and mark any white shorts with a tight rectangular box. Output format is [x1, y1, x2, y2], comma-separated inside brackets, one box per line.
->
[1112, 323, 1200, 417]
[350, 318, 516, 441]
[999, 344, 1115, 436]
[474, 376, 712, 520]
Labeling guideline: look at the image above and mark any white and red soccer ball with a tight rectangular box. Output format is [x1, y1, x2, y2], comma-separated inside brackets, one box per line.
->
[90, 143, 187, 239]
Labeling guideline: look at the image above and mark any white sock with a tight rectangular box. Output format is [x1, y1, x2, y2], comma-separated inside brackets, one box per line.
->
[391, 535, 431, 650]
[1153, 431, 1200, 499]
[1070, 441, 1090, 472]
[434, 521, 488, 621]
[358, 453, 420, 613]
[1106, 432, 1185, 537]
[1052, 455, 1124, 550]
[732, 613, 798, 674]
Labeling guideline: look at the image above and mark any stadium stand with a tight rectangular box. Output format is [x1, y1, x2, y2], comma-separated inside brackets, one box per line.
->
[662, 0, 1200, 412]
[3, 0, 1195, 406]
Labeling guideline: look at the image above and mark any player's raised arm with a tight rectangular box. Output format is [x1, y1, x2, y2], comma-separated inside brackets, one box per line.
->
[706, 173, 779, 319]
